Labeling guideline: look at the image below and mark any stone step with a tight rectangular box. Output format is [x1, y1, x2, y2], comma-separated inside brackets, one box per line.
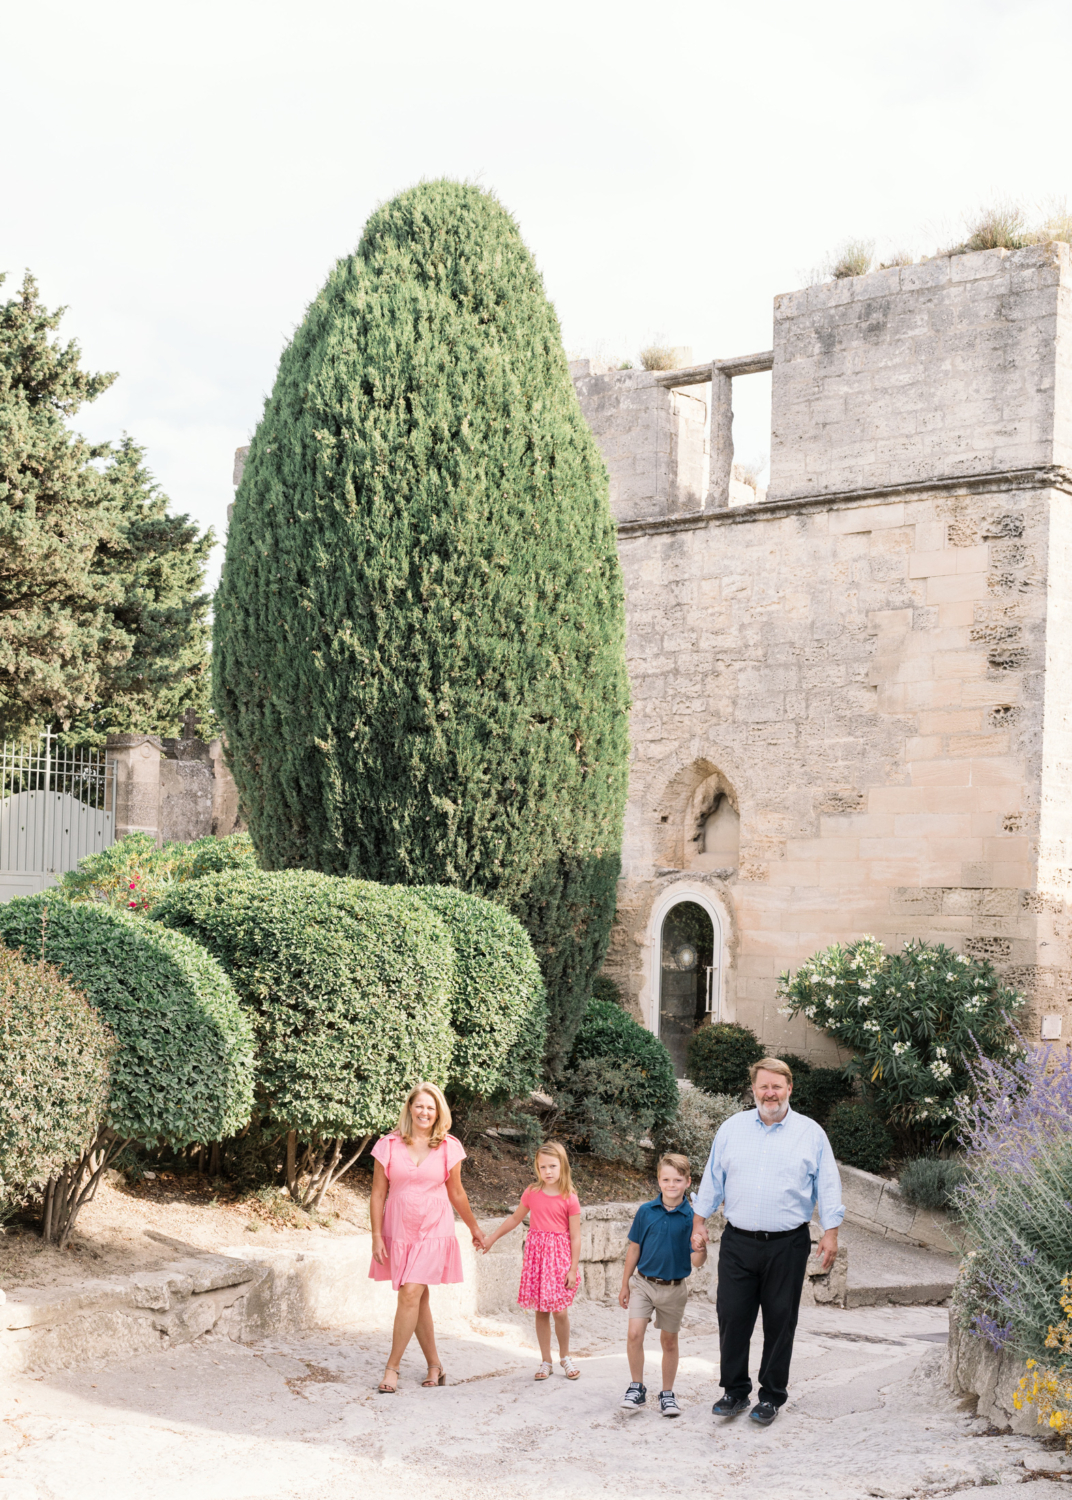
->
[840, 1220, 959, 1308]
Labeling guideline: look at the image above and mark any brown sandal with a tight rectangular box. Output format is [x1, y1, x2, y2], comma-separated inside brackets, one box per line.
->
[422, 1364, 446, 1387]
[378, 1367, 400, 1393]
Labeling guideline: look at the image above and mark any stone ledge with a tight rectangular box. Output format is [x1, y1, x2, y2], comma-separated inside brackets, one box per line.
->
[839, 1163, 968, 1253]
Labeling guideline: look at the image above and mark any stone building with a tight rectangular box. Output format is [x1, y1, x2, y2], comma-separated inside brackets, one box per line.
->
[573, 243, 1072, 1069]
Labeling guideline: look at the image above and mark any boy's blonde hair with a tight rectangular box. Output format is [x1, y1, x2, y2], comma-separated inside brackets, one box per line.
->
[397, 1081, 452, 1147]
[657, 1152, 691, 1179]
[531, 1140, 574, 1197]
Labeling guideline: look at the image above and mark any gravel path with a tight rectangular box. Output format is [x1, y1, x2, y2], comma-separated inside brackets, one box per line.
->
[0, 1303, 1066, 1499]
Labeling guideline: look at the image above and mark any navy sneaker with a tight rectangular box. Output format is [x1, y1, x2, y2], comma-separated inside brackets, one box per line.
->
[711, 1393, 751, 1417]
[659, 1390, 681, 1417]
[620, 1381, 647, 1410]
[749, 1400, 778, 1426]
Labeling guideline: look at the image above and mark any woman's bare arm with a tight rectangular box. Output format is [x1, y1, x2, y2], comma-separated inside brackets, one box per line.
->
[370, 1159, 388, 1264]
[446, 1162, 485, 1249]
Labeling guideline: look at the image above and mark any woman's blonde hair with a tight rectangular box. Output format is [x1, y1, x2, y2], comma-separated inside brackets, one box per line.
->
[397, 1081, 452, 1147]
[531, 1140, 573, 1197]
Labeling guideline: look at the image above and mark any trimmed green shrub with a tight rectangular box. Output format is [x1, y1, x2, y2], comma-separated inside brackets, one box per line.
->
[0, 895, 254, 1242]
[0, 945, 113, 1212]
[411, 885, 547, 1099]
[566, 999, 678, 1129]
[777, 1055, 854, 1126]
[592, 974, 624, 1007]
[899, 1156, 964, 1213]
[59, 831, 257, 912]
[826, 1102, 894, 1174]
[213, 180, 631, 1073]
[152, 869, 456, 1206]
[551, 1057, 655, 1166]
[685, 1022, 764, 1096]
[778, 936, 1025, 1147]
[658, 1086, 742, 1178]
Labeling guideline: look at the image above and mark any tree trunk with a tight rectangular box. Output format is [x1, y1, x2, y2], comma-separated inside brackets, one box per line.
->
[42, 1129, 131, 1249]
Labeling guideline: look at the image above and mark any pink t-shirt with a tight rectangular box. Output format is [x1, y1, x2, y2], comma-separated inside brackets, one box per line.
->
[521, 1185, 580, 1234]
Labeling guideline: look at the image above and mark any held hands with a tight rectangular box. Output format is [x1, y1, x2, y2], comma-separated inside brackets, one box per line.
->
[690, 1229, 707, 1252]
[472, 1229, 487, 1253]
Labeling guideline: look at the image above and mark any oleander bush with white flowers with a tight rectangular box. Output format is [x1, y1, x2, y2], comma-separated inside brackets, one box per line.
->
[778, 936, 1024, 1150]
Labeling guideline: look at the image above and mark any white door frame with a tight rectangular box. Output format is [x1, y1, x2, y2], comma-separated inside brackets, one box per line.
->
[648, 885, 726, 1042]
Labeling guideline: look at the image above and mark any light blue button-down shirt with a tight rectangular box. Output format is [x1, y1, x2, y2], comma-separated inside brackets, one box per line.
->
[692, 1105, 845, 1232]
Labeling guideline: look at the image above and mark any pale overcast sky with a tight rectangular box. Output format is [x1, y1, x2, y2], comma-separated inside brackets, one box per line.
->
[3, 0, 1070, 586]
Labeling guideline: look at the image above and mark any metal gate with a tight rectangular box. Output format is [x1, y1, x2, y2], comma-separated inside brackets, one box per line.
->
[0, 730, 117, 900]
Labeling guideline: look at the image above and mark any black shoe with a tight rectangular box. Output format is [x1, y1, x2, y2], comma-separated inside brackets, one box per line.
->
[749, 1401, 778, 1426]
[711, 1394, 751, 1417]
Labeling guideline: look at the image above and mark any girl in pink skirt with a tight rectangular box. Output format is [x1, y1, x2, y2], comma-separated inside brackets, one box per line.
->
[482, 1141, 581, 1381]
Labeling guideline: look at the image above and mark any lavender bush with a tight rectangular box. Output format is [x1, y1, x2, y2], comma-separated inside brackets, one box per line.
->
[952, 1044, 1072, 1363]
[778, 936, 1024, 1147]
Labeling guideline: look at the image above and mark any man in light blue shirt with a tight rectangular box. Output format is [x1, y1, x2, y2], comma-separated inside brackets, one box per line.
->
[691, 1056, 844, 1427]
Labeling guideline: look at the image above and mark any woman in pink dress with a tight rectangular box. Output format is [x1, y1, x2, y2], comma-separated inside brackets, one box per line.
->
[370, 1080, 485, 1392]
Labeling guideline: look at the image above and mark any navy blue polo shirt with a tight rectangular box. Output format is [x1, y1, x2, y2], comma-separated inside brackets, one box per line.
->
[627, 1194, 694, 1280]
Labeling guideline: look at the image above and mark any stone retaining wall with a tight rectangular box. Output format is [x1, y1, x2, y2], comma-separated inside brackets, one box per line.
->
[839, 1163, 967, 1253]
[946, 1316, 1039, 1436]
[0, 1208, 846, 1377]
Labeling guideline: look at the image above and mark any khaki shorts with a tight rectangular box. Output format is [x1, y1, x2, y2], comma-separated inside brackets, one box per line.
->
[627, 1274, 688, 1333]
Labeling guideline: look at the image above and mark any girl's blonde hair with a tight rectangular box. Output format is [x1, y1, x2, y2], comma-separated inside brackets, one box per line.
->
[397, 1081, 452, 1147]
[531, 1140, 573, 1197]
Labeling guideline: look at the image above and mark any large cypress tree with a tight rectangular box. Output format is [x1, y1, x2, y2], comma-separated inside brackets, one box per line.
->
[214, 181, 630, 1069]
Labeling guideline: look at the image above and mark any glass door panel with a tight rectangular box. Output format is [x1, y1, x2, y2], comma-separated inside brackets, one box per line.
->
[659, 900, 716, 1078]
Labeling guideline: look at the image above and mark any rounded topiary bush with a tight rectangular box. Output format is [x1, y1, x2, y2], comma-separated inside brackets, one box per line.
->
[0, 895, 255, 1242]
[685, 1022, 764, 1096]
[411, 886, 547, 1100]
[0, 945, 113, 1208]
[567, 999, 678, 1129]
[777, 1054, 854, 1126]
[0, 895, 254, 1148]
[826, 1102, 894, 1175]
[152, 870, 456, 1204]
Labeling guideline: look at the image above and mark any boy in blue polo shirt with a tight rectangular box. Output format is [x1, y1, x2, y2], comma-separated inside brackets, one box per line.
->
[618, 1152, 707, 1415]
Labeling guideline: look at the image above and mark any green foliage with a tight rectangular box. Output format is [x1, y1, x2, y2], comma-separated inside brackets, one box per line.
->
[213, 181, 630, 1072]
[411, 885, 546, 1100]
[658, 1086, 741, 1178]
[151, 869, 456, 1140]
[778, 936, 1025, 1145]
[0, 896, 254, 1147]
[898, 1156, 964, 1213]
[592, 974, 624, 1007]
[685, 1022, 763, 1096]
[566, 998, 678, 1129]
[58, 831, 258, 912]
[551, 1056, 654, 1166]
[0, 945, 113, 1205]
[826, 1102, 894, 1174]
[776, 1054, 854, 1126]
[0, 273, 212, 740]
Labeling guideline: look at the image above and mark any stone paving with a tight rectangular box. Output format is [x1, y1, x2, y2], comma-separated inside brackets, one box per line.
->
[1, 1301, 1068, 1500]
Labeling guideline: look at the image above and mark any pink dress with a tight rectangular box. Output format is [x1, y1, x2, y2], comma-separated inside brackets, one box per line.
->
[517, 1186, 580, 1314]
[368, 1132, 467, 1290]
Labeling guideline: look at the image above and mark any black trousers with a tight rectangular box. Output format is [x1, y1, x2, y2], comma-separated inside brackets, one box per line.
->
[715, 1223, 811, 1408]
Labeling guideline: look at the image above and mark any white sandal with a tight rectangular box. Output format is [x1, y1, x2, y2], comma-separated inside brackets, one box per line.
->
[560, 1357, 580, 1381]
[535, 1361, 553, 1381]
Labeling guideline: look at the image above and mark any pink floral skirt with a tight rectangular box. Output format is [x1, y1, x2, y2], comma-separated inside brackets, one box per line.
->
[517, 1230, 576, 1313]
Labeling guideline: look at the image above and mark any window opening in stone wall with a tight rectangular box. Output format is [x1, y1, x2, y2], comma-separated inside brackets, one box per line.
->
[727, 369, 771, 507]
[658, 898, 719, 1077]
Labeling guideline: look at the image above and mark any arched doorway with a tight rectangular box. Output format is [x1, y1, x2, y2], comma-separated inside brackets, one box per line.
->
[657, 896, 721, 1078]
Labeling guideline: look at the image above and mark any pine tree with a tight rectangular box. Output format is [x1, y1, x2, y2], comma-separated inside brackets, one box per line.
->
[0, 272, 211, 741]
[214, 181, 630, 1069]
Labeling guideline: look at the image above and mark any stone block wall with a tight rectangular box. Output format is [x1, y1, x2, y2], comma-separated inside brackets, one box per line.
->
[108, 734, 244, 847]
[572, 247, 1072, 1056]
[769, 243, 1072, 502]
[569, 360, 708, 520]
